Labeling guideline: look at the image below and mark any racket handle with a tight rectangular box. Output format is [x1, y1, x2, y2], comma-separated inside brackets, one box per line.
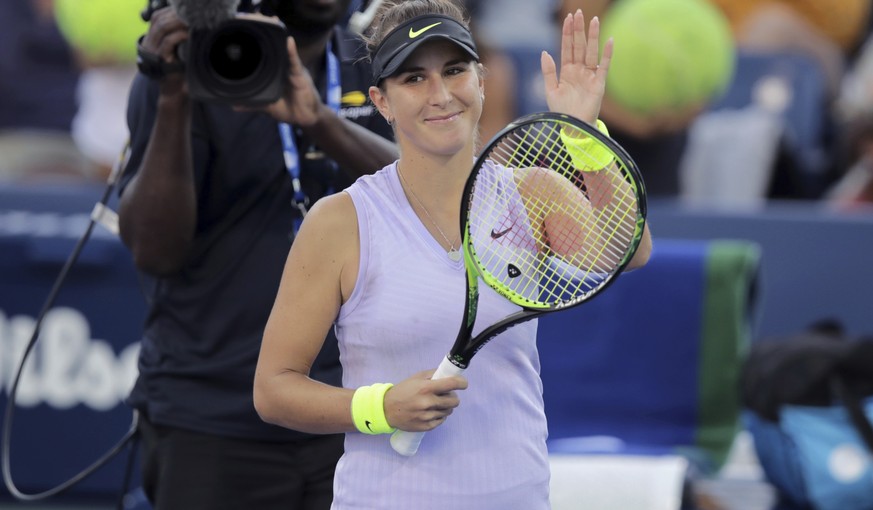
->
[389, 356, 466, 456]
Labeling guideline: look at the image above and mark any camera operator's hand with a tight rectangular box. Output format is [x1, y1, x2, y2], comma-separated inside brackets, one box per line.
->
[261, 36, 324, 127]
[140, 6, 189, 96]
[235, 15, 397, 178]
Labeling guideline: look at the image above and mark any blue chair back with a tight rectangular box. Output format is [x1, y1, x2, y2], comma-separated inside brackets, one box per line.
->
[538, 239, 761, 472]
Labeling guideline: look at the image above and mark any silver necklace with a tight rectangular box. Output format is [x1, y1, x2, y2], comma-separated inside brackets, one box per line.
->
[397, 165, 462, 262]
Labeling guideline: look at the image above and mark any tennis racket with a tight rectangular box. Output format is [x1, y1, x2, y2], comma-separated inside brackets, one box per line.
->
[390, 111, 647, 456]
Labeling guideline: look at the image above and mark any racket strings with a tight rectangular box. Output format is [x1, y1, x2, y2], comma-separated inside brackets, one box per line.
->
[532, 120, 638, 236]
[518, 125, 631, 303]
[543, 129, 639, 265]
[496, 122, 638, 256]
[468, 119, 641, 307]
[521, 121, 638, 268]
[493, 122, 637, 265]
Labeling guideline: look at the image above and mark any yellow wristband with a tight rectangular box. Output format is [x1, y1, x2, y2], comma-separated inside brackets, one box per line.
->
[559, 118, 614, 172]
[351, 383, 396, 435]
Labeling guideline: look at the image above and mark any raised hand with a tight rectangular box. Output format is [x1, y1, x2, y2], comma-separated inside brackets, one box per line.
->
[541, 10, 613, 125]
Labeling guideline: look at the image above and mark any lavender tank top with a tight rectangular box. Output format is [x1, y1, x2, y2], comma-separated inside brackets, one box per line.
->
[333, 162, 550, 510]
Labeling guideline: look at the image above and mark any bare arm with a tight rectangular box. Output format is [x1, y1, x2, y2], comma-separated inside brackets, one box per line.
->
[118, 8, 197, 276]
[300, 102, 398, 178]
[254, 193, 359, 433]
[253, 193, 466, 434]
[582, 168, 652, 269]
[262, 37, 398, 179]
[539, 10, 651, 270]
[515, 166, 650, 271]
[562, 159, 652, 270]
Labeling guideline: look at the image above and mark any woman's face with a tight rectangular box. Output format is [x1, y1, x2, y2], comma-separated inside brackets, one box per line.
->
[372, 40, 484, 159]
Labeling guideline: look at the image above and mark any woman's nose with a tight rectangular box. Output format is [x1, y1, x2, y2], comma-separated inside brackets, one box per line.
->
[427, 76, 452, 106]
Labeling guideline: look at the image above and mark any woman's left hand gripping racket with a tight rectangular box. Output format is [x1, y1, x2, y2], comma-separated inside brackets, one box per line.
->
[390, 111, 648, 456]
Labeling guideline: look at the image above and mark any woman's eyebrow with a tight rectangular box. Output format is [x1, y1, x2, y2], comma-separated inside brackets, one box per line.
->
[396, 58, 471, 75]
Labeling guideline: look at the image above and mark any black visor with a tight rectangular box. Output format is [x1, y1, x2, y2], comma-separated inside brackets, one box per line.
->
[371, 14, 479, 84]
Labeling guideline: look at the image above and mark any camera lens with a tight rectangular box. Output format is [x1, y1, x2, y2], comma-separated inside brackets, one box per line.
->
[208, 28, 263, 83]
[186, 18, 289, 106]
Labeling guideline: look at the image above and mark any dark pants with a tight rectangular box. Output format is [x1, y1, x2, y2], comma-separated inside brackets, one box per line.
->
[138, 415, 344, 510]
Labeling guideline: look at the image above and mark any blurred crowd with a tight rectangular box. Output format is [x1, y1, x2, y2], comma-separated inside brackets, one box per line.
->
[0, 0, 146, 183]
[2, 0, 873, 208]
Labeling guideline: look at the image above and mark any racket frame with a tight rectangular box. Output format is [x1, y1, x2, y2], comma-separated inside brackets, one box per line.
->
[389, 112, 646, 456]
[448, 111, 647, 368]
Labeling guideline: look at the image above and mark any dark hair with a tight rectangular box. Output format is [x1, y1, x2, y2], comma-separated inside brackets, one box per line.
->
[364, 0, 471, 58]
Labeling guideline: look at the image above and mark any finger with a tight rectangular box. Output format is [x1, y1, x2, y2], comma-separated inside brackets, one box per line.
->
[423, 414, 448, 431]
[149, 7, 187, 38]
[434, 393, 460, 410]
[417, 368, 438, 380]
[560, 13, 574, 69]
[586, 15, 600, 69]
[145, 9, 188, 57]
[286, 36, 304, 76]
[429, 387, 461, 404]
[573, 10, 587, 66]
[426, 404, 455, 421]
[150, 5, 185, 30]
[425, 402, 458, 416]
[430, 411, 451, 423]
[159, 31, 189, 63]
[429, 375, 467, 393]
[598, 36, 614, 77]
[541, 51, 558, 94]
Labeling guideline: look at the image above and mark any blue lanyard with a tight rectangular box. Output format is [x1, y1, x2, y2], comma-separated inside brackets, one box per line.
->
[279, 41, 342, 235]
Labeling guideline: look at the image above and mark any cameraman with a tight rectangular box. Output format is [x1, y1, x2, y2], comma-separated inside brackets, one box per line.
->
[117, 1, 396, 509]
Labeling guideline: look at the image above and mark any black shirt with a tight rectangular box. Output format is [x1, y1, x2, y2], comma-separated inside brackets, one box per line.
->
[120, 26, 392, 441]
[0, 0, 79, 131]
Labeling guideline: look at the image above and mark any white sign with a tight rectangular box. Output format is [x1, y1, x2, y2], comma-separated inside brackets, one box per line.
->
[0, 307, 139, 411]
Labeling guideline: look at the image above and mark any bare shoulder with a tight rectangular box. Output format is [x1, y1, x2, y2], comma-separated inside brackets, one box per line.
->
[297, 192, 360, 302]
[298, 191, 358, 242]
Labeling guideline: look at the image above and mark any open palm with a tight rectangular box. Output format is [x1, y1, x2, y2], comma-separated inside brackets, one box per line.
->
[541, 10, 613, 125]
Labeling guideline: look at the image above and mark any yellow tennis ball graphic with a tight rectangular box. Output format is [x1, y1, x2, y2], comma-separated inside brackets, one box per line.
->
[54, 0, 149, 64]
[602, 0, 736, 115]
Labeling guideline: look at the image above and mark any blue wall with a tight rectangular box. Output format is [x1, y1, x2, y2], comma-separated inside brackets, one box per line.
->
[646, 200, 873, 338]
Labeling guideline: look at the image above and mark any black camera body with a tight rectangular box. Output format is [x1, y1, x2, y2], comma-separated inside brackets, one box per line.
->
[185, 17, 288, 106]
[141, 0, 289, 106]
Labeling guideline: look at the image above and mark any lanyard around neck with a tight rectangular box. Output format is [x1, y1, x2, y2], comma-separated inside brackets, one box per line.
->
[279, 41, 342, 235]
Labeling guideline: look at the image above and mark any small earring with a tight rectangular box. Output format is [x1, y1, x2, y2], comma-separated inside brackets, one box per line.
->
[386, 116, 395, 126]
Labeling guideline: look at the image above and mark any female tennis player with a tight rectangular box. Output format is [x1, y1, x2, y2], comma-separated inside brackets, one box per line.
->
[254, 1, 652, 508]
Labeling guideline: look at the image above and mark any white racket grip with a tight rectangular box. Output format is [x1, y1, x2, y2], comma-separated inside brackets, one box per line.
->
[389, 356, 466, 456]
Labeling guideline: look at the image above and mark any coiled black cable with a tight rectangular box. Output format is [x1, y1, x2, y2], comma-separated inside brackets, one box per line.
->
[1, 145, 141, 509]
